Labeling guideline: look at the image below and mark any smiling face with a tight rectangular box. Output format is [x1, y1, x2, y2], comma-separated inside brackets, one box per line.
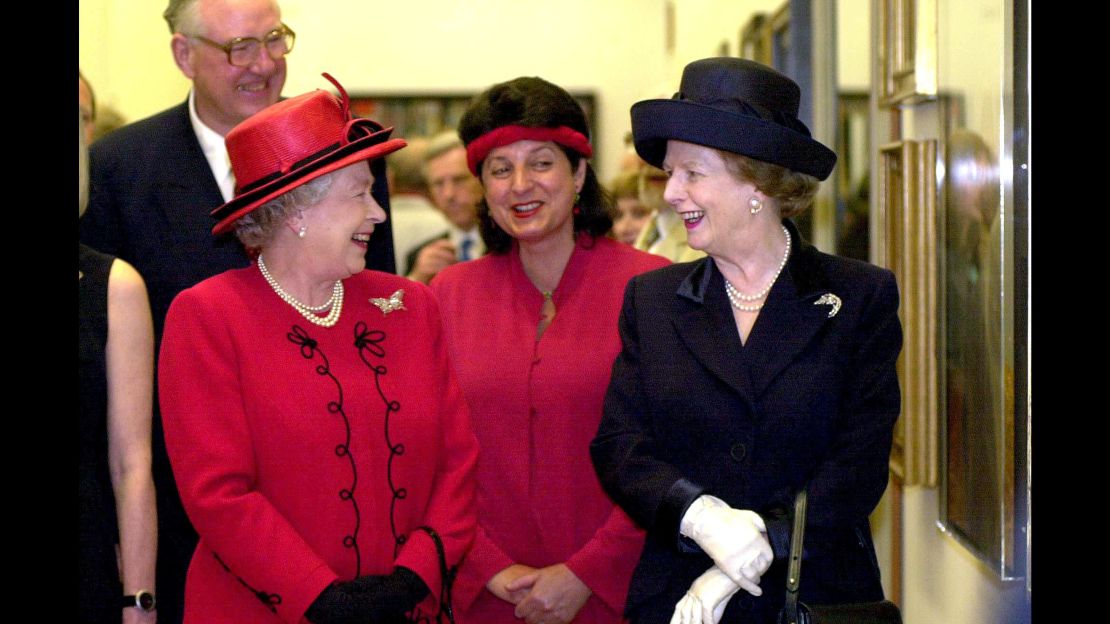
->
[173, 0, 286, 136]
[424, 146, 482, 230]
[480, 139, 586, 248]
[296, 161, 385, 280]
[662, 140, 764, 258]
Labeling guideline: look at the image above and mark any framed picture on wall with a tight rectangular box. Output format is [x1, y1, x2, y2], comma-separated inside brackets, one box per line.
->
[769, 2, 791, 74]
[739, 13, 769, 63]
[877, 0, 937, 105]
[878, 139, 939, 487]
[937, 97, 1027, 582]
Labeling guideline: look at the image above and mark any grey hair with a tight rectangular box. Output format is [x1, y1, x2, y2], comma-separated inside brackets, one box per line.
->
[163, 0, 204, 34]
[79, 108, 89, 218]
[233, 172, 336, 250]
[423, 130, 464, 166]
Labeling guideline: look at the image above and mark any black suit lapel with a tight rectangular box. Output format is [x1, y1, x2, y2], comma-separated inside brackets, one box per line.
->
[671, 259, 756, 402]
[744, 229, 836, 398]
[157, 102, 227, 245]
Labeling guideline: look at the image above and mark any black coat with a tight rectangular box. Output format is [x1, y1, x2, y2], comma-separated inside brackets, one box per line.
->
[591, 221, 902, 623]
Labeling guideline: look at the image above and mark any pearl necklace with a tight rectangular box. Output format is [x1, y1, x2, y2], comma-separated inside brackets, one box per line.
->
[257, 254, 344, 327]
[724, 224, 791, 312]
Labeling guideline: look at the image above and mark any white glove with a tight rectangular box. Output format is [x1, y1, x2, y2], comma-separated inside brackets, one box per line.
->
[669, 565, 742, 624]
[680, 495, 773, 591]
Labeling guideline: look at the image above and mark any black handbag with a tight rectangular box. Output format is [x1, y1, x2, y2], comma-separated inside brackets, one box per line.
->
[777, 489, 903, 624]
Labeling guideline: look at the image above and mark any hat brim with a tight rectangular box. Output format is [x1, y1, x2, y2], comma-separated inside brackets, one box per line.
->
[630, 99, 836, 180]
[211, 128, 407, 235]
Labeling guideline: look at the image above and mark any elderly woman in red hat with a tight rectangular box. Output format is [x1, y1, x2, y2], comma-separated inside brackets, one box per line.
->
[157, 74, 478, 624]
[429, 77, 669, 624]
[591, 58, 903, 624]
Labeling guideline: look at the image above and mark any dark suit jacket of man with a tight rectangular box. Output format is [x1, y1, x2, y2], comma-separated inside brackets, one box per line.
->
[591, 220, 902, 623]
[79, 100, 397, 624]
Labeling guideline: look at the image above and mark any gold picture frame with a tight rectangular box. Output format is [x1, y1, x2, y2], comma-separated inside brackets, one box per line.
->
[880, 139, 938, 487]
[739, 13, 770, 64]
[878, 0, 937, 106]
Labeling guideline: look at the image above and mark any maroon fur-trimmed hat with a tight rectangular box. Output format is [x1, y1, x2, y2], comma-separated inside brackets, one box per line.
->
[210, 73, 406, 235]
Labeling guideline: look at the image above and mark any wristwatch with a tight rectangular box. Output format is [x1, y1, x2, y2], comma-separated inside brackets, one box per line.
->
[122, 590, 156, 612]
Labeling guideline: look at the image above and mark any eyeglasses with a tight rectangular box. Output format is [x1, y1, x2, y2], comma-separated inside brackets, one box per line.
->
[189, 24, 296, 67]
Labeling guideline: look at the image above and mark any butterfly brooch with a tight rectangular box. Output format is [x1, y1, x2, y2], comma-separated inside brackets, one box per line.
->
[370, 289, 406, 316]
[813, 293, 842, 318]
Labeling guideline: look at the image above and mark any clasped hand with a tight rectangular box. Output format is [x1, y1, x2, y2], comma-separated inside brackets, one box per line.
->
[487, 563, 591, 624]
[670, 566, 741, 624]
[680, 495, 773, 593]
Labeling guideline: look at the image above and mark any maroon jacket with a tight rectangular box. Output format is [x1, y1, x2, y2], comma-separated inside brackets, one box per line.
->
[160, 267, 478, 623]
[432, 236, 669, 623]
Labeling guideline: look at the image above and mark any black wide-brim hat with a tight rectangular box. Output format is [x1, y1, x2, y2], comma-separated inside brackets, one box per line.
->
[631, 57, 836, 180]
[211, 73, 407, 235]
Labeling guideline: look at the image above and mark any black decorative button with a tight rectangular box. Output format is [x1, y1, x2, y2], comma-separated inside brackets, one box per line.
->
[730, 443, 747, 462]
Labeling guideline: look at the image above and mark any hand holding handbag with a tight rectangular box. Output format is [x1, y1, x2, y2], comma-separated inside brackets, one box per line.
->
[777, 489, 902, 624]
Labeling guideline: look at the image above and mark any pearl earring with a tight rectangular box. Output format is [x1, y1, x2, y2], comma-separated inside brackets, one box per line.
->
[298, 225, 307, 238]
[749, 197, 763, 215]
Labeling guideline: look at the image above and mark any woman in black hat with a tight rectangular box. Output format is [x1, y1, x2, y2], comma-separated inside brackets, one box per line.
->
[157, 75, 478, 624]
[429, 76, 669, 624]
[591, 58, 902, 624]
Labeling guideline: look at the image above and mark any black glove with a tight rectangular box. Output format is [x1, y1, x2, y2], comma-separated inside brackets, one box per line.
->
[306, 567, 429, 624]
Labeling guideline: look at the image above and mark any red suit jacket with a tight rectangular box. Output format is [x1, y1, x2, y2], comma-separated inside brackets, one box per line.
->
[431, 236, 669, 623]
[160, 267, 478, 623]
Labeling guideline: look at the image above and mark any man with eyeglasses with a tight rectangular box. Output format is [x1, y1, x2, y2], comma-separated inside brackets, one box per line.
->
[79, 2, 376, 622]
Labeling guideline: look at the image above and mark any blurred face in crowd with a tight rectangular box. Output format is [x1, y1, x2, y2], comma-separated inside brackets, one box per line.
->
[424, 146, 483, 230]
[611, 197, 653, 246]
[79, 76, 95, 145]
[172, 0, 287, 136]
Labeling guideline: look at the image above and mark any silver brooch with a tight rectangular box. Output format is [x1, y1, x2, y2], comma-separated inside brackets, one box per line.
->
[814, 293, 841, 318]
[370, 289, 406, 316]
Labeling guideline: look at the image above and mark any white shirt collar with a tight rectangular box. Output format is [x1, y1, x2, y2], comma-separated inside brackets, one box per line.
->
[188, 89, 235, 202]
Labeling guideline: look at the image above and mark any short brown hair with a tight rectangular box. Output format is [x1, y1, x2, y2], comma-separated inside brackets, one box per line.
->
[718, 150, 819, 218]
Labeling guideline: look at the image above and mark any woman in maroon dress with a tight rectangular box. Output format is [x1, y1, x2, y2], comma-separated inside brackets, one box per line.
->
[431, 76, 669, 624]
[158, 74, 478, 624]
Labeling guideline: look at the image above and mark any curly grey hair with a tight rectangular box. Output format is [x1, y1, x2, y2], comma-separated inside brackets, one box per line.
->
[233, 172, 335, 250]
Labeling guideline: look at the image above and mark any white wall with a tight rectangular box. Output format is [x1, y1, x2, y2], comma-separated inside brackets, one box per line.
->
[899, 487, 1029, 623]
[81, 0, 679, 181]
[78, 0, 795, 181]
[837, 0, 870, 90]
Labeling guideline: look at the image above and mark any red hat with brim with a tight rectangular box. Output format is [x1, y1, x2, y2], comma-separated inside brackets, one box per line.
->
[211, 73, 407, 235]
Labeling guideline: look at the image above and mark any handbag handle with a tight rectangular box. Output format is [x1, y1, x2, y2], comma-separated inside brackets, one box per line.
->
[781, 488, 808, 624]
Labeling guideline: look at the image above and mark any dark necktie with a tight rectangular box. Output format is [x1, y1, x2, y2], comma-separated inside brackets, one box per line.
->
[459, 236, 474, 262]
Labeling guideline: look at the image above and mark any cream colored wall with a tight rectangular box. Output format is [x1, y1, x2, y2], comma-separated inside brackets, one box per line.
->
[78, 0, 190, 123]
[837, 0, 870, 89]
[899, 487, 1029, 623]
[78, 0, 790, 181]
